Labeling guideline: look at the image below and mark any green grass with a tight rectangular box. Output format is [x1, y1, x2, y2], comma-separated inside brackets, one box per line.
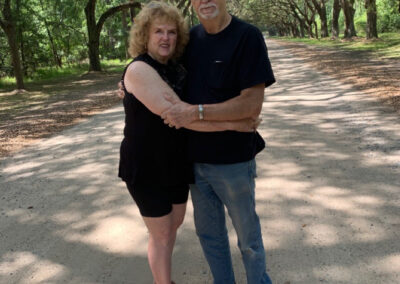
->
[0, 59, 127, 90]
[273, 32, 400, 59]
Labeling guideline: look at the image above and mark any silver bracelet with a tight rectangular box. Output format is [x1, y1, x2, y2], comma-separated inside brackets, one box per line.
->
[198, 104, 204, 120]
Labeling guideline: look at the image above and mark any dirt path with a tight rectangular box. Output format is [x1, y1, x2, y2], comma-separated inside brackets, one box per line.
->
[271, 39, 400, 112]
[0, 40, 399, 283]
[0, 72, 122, 158]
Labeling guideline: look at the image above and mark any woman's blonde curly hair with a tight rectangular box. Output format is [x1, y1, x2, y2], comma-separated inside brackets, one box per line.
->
[128, 1, 189, 60]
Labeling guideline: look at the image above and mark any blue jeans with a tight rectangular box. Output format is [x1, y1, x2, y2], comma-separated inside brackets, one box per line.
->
[191, 159, 272, 284]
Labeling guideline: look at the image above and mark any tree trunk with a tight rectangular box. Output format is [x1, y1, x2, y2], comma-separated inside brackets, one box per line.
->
[332, 0, 341, 38]
[85, 0, 141, 71]
[311, 0, 329, 37]
[306, 22, 314, 38]
[289, 2, 306, 37]
[15, 0, 27, 76]
[341, 0, 357, 38]
[303, 1, 317, 38]
[124, 3, 137, 59]
[319, 2, 329, 37]
[85, 0, 101, 71]
[291, 23, 300, 37]
[0, 0, 24, 89]
[39, 0, 62, 67]
[130, 6, 136, 22]
[314, 21, 319, 39]
[121, 9, 129, 59]
[365, 0, 378, 39]
[299, 20, 305, 37]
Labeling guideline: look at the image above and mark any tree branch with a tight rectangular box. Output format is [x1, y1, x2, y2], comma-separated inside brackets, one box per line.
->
[96, 2, 141, 33]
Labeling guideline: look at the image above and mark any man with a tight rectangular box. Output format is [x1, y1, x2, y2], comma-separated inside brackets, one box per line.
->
[161, 1, 275, 283]
[119, 0, 275, 282]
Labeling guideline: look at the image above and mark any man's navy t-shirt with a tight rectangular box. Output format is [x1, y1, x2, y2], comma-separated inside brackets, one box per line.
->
[183, 16, 275, 164]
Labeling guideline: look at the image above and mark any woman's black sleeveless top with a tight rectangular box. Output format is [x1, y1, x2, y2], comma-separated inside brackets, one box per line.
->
[118, 54, 193, 186]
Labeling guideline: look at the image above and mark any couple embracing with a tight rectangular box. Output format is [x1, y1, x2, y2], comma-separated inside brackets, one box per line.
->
[118, 1, 275, 283]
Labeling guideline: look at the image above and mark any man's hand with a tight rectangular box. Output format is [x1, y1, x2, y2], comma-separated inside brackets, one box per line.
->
[161, 95, 198, 129]
[117, 81, 125, 99]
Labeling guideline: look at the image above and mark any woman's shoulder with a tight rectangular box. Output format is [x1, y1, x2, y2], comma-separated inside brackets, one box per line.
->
[121, 54, 153, 74]
[122, 55, 159, 93]
[133, 53, 163, 69]
[133, 53, 150, 63]
[125, 60, 158, 83]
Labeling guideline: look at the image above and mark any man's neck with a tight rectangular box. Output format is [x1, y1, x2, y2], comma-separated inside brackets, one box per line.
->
[200, 12, 232, 34]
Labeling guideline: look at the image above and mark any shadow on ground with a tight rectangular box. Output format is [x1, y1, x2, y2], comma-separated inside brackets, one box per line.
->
[0, 41, 399, 284]
[0, 73, 121, 157]
[255, 41, 400, 284]
[0, 107, 214, 283]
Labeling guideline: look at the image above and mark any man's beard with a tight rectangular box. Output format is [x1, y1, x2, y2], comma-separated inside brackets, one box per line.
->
[198, 3, 219, 19]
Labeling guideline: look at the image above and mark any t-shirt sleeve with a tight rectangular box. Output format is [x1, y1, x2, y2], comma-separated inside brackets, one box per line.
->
[238, 26, 275, 90]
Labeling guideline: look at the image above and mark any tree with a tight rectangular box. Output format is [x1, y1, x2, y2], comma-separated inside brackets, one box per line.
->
[310, 0, 329, 37]
[84, 0, 141, 71]
[39, 0, 62, 67]
[332, 0, 341, 38]
[0, 0, 24, 89]
[292, 0, 318, 38]
[365, 0, 378, 38]
[170, 0, 191, 17]
[341, 0, 357, 38]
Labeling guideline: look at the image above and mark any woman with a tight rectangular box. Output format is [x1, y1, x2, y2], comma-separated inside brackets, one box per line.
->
[118, 2, 257, 284]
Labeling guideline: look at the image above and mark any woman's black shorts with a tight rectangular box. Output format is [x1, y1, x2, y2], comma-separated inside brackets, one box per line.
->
[125, 183, 189, 217]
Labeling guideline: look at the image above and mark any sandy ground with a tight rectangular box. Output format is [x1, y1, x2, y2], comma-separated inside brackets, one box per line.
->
[1, 40, 399, 284]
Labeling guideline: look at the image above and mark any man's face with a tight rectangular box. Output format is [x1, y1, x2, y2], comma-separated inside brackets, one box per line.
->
[191, 0, 226, 20]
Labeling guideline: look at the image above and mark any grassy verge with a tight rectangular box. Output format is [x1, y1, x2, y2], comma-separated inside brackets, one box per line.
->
[272, 32, 400, 59]
[0, 59, 128, 90]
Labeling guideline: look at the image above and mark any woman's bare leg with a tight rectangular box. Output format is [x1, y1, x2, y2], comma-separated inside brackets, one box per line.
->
[143, 203, 186, 284]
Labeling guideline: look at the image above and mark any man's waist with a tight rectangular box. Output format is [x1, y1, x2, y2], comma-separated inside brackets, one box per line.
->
[186, 131, 265, 164]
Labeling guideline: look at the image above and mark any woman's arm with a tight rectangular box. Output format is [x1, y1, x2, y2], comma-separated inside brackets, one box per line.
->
[124, 61, 181, 115]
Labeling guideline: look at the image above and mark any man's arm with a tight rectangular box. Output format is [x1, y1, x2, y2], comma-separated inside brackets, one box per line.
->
[185, 117, 261, 132]
[121, 62, 259, 132]
[161, 83, 265, 128]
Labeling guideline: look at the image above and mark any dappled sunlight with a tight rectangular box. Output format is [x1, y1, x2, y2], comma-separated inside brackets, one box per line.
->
[347, 218, 389, 242]
[0, 252, 67, 283]
[370, 254, 400, 273]
[303, 224, 340, 246]
[312, 254, 400, 283]
[57, 214, 148, 256]
[257, 178, 311, 195]
[70, 79, 98, 86]
[0, 106, 158, 283]
[312, 265, 356, 283]
[254, 41, 400, 283]
[257, 161, 303, 176]
[1, 40, 399, 283]
[3, 161, 44, 174]
[308, 190, 372, 213]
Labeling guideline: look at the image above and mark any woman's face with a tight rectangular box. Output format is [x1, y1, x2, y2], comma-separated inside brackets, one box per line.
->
[147, 19, 178, 64]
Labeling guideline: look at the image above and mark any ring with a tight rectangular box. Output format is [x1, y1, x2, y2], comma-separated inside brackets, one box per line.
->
[169, 124, 173, 128]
